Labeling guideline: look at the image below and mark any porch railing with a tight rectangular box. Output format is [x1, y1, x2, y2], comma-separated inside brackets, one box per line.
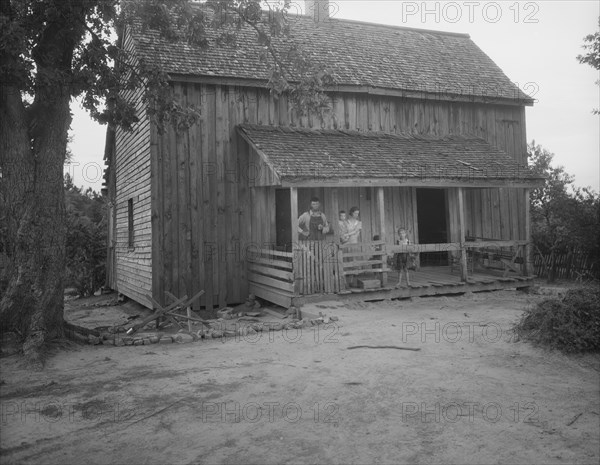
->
[247, 239, 532, 305]
[339, 240, 389, 288]
[293, 240, 342, 295]
[247, 248, 294, 308]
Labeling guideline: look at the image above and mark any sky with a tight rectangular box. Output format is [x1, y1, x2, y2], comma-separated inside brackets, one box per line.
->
[67, 0, 600, 192]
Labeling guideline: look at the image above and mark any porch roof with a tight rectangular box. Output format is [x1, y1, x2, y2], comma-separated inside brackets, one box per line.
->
[237, 124, 544, 188]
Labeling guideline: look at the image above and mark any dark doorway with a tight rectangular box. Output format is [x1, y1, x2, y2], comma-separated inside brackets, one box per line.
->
[275, 189, 292, 249]
[416, 188, 449, 266]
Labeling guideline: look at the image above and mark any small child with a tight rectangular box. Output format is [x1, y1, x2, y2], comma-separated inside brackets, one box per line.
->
[394, 227, 411, 288]
[338, 210, 350, 244]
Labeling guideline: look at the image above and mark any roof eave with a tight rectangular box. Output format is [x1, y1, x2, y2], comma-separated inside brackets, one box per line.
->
[167, 73, 534, 106]
[279, 177, 544, 188]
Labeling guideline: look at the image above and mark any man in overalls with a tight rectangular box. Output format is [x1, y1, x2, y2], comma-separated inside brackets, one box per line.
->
[298, 197, 330, 241]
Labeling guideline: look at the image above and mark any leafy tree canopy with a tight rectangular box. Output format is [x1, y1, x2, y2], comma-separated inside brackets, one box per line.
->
[0, 0, 332, 368]
[528, 141, 600, 257]
[577, 17, 600, 114]
[1, 0, 332, 132]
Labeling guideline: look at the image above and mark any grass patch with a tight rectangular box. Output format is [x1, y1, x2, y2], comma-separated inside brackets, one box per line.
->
[515, 287, 600, 353]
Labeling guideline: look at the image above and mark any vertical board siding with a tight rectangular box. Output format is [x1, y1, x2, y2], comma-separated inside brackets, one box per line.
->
[148, 84, 527, 307]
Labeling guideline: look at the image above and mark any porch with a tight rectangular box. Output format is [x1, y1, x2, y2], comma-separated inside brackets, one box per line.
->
[238, 124, 542, 309]
[246, 240, 534, 308]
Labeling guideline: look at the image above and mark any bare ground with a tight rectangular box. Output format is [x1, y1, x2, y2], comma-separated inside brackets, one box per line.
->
[1, 288, 599, 464]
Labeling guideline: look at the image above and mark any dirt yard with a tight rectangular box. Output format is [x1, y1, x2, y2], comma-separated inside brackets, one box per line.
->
[1, 289, 599, 464]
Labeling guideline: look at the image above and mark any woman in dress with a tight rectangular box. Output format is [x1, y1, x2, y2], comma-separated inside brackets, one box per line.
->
[346, 206, 362, 244]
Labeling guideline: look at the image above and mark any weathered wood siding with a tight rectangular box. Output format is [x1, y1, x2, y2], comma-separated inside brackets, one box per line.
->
[113, 32, 152, 308]
[153, 83, 528, 308]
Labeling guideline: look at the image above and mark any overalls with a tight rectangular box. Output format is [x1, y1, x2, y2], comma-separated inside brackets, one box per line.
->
[308, 213, 325, 241]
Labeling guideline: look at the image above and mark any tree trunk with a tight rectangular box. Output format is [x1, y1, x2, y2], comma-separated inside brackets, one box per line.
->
[0, 85, 70, 369]
[0, 0, 88, 368]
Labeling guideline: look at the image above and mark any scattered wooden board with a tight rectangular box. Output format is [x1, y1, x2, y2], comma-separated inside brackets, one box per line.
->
[261, 308, 286, 319]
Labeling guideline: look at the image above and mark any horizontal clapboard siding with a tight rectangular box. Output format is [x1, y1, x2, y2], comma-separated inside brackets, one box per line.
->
[113, 30, 152, 309]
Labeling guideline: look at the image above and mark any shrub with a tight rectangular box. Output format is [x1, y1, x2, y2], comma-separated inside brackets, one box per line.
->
[64, 178, 107, 297]
[515, 287, 600, 353]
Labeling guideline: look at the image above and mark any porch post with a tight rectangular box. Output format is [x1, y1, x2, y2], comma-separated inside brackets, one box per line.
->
[331, 187, 346, 291]
[457, 187, 468, 282]
[331, 187, 340, 244]
[290, 187, 300, 295]
[523, 188, 532, 276]
[376, 186, 387, 286]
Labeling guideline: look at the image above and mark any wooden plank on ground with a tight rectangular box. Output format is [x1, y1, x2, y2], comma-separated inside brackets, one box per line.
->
[249, 282, 292, 309]
[262, 307, 286, 319]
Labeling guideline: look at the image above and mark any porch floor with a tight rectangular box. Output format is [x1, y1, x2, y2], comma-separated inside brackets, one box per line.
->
[291, 265, 534, 306]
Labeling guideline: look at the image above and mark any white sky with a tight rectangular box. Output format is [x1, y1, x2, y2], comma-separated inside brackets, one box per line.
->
[68, 0, 600, 192]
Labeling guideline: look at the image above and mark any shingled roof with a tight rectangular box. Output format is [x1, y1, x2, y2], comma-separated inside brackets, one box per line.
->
[130, 10, 532, 104]
[237, 124, 543, 186]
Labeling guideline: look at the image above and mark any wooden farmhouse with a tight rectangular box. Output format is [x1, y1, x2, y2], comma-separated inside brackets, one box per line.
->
[104, 1, 544, 313]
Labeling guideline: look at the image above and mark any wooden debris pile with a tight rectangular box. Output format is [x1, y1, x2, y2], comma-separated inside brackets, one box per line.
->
[76, 298, 340, 347]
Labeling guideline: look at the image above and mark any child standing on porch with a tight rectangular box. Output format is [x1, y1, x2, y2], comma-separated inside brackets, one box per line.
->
[394, 227, 411, 288]
[338, 210, 350, 244]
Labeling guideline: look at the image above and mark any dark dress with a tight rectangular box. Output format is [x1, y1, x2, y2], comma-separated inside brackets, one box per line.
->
[394, 239, 410, 271]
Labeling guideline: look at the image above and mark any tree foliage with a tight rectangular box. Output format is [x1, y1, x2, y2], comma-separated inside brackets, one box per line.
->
[0, 0, 332, 367]
[64, 174, 107, 297]
[577, 17, 600, 114]
[528, 141, 600, 280]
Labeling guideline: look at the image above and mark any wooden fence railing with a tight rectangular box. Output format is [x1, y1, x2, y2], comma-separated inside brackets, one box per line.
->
[247, 239, 543, 306]
[464, 239, 528, 277]
[533, 247, 599, 281]
[294, 240, 342, 295]
[247, 248, 295, 308]
[340, 240, 388, 287]
[389, 240, 530, 278]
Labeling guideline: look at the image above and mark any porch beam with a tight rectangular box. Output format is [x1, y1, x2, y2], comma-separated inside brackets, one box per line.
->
[280, 179, 543, 189]
[388, 240, 527, 253]
[523, 188, 532, 276]
[290, 187, 300, 295]
[457, 187, 468, 282]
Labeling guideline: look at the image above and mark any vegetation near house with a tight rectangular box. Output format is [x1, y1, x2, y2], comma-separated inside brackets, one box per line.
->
[64, 174, 107, 297]
[528, 142, 600, 282]
[0, 0, 329, 368]
[514, 287, 600, 353]
[576, 17, 600, 114]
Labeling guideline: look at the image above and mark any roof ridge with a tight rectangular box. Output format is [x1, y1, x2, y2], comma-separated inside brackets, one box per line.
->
[295, 13, 470, 38]
[137, 10, 530, 104]
[184, 3, 471, 38]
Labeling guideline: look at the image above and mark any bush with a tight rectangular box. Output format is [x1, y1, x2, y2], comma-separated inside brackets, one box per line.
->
[64, 177, 107, 297]
[515, 287, 600, 353]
